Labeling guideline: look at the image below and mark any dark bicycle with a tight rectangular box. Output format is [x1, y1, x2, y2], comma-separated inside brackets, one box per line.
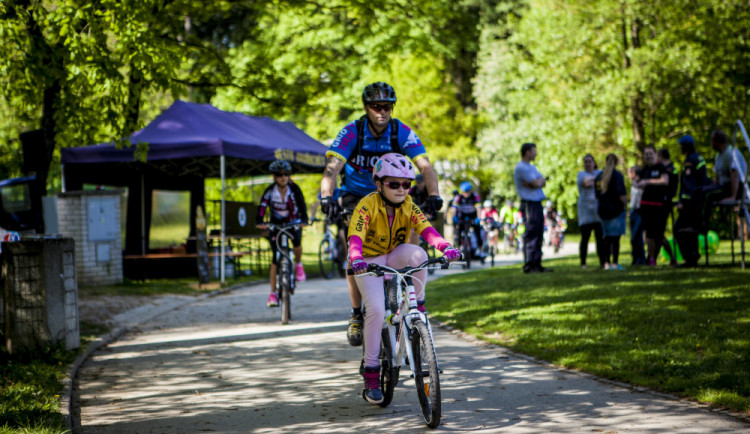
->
[481, 218, 501, 267]
[266, 220, 302, 324]
[455, 216, 476, 269]
[316, 211, 350, 279]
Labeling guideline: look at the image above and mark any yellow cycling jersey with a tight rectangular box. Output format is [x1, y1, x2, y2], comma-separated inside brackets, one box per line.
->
[349, 192, 432, 258]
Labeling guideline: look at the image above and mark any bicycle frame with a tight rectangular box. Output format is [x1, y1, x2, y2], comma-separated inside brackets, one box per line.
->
[388, 274, 436, 377]
[321, 220, 338, 260]
[266, 220, 302, 324]
[267, 221, 302, 271]
[355, 257, 462, 382]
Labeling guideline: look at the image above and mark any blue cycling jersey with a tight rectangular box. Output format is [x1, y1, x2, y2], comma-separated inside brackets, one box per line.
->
[326, 118, 427, 197]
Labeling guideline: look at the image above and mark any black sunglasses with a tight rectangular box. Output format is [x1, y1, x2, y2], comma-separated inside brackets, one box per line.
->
[369, 103, 393, 112]
[385, 181, 411, 190]
[273, 172, 290, 177]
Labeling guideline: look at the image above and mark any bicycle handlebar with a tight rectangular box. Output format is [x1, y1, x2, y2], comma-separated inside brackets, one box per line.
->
[264, 219, 304, 231]
[347, 255, 464, 276]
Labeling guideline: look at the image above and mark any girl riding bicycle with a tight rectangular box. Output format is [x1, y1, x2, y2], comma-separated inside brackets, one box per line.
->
[256, 160, 309, 307]
[348, 153, 461, 404]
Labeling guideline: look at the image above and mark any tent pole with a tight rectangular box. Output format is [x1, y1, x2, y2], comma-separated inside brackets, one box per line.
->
[141, 174, 146, 255]
[221, 155, 226, 284]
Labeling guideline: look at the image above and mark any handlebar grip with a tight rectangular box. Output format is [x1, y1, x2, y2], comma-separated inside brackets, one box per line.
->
[348, 263, 381, 276]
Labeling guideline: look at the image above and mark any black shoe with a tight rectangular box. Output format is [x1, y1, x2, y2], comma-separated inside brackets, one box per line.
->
[347, 313, 363, 347]
[536, 265, 553, 272]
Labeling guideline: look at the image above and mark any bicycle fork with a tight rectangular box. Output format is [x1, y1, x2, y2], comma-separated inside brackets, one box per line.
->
[388, 281, 442, 378]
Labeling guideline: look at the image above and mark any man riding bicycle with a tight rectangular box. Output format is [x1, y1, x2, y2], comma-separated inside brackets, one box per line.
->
[256, 160, 309, 307]
[319, 82, 443, 347]
[348, 153, 460, 404]
[450, 181, 483, 258]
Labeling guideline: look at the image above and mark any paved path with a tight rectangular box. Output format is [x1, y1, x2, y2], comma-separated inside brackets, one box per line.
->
[75, 245, 749, 432]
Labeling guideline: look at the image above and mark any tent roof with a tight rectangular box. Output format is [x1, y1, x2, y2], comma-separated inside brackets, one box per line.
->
[61, 100, 327, 178]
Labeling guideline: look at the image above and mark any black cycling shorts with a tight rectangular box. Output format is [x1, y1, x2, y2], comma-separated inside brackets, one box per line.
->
[267, 226, 302, 265]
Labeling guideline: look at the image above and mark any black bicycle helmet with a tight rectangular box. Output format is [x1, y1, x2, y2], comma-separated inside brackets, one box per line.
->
[269, 160, 292, 173]
[362, 82, 397, 104]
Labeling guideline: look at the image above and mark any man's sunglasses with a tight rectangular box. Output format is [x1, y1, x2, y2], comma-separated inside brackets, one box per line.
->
[385, 181, 412, 190]
[368, 103, 393, 112]
[273, 172, 290, 177]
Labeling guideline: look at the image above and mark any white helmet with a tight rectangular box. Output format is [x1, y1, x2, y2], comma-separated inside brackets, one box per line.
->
[483, 200, 492, 208]
[372, 153, 415, 180]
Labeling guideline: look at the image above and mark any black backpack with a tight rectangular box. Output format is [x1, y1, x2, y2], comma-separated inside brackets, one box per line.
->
[347, 115, 401, 166]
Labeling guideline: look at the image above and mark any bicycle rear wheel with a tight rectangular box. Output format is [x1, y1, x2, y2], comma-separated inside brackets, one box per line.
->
[318, 237, 335, 279]
[379, 328, 398, 407]
[280, 255, 292, 324]
[411, 319, 441, 428]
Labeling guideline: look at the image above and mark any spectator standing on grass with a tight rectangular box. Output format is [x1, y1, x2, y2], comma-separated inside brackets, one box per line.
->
[514, 142, 551, 273]
[628, 166, 646, 265]
[635, 145, 669, 266]
[694, 130, 748, 230]
[577, 154, 604, 269]
[674, 135, 708, 267]
[595, 154, 628, 270]
[657, 148, 679, 265]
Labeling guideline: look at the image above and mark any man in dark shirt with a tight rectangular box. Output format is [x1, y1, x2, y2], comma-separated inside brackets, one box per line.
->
[657, 148, 679, 265]
[635, 145, 669, 266]
[674, 135, 708, 266]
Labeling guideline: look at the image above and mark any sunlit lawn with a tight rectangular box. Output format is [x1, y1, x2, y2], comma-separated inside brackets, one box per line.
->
[429, 240, 750, 414]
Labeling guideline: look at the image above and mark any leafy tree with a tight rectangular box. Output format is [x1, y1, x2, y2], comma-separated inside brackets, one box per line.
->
[475, 0, 750, 219]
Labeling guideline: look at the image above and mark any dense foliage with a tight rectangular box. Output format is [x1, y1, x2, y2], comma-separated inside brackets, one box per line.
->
[2, 0, 749, 218]
[475, 0, 750, 216]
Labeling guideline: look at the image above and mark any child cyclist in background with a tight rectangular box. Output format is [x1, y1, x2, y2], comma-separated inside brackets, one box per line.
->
[348, 153, 461, 404]
[256, 160, 309, 307]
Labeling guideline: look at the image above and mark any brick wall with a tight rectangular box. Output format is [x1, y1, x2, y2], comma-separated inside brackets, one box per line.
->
[57, 190, 123, 286]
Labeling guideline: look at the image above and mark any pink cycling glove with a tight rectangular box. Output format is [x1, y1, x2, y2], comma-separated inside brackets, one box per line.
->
[351, 258, 368, 274]
[442, 247, 462, 262]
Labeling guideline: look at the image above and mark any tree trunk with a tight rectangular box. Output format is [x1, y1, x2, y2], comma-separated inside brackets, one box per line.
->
[24, 1, 64, 197]
[123, 66, 143, 137]
[621, 7, 646, 153]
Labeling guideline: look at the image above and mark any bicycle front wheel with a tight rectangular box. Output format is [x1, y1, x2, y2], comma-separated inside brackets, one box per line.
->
[318, 237, 335, 279]
[461, 232, 472, 269]
[379, 328, 398, 407]
[411, 319, 441, 428]
[280, 256, 292, 324]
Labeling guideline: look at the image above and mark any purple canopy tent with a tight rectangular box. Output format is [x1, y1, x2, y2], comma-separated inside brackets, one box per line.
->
[61, 100, 327, 282]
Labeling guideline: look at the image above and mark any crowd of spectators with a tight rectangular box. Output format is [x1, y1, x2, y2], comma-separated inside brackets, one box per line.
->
[577, 129, 747, 269]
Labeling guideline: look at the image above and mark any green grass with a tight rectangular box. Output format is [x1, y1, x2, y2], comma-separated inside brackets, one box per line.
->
[0, 342, 82, 434]
[0, 319, 113, 433]
[429, 241, 750, 414]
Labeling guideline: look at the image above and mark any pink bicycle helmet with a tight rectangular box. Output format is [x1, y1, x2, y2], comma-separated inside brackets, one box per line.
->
[372, 153, 415, 181]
